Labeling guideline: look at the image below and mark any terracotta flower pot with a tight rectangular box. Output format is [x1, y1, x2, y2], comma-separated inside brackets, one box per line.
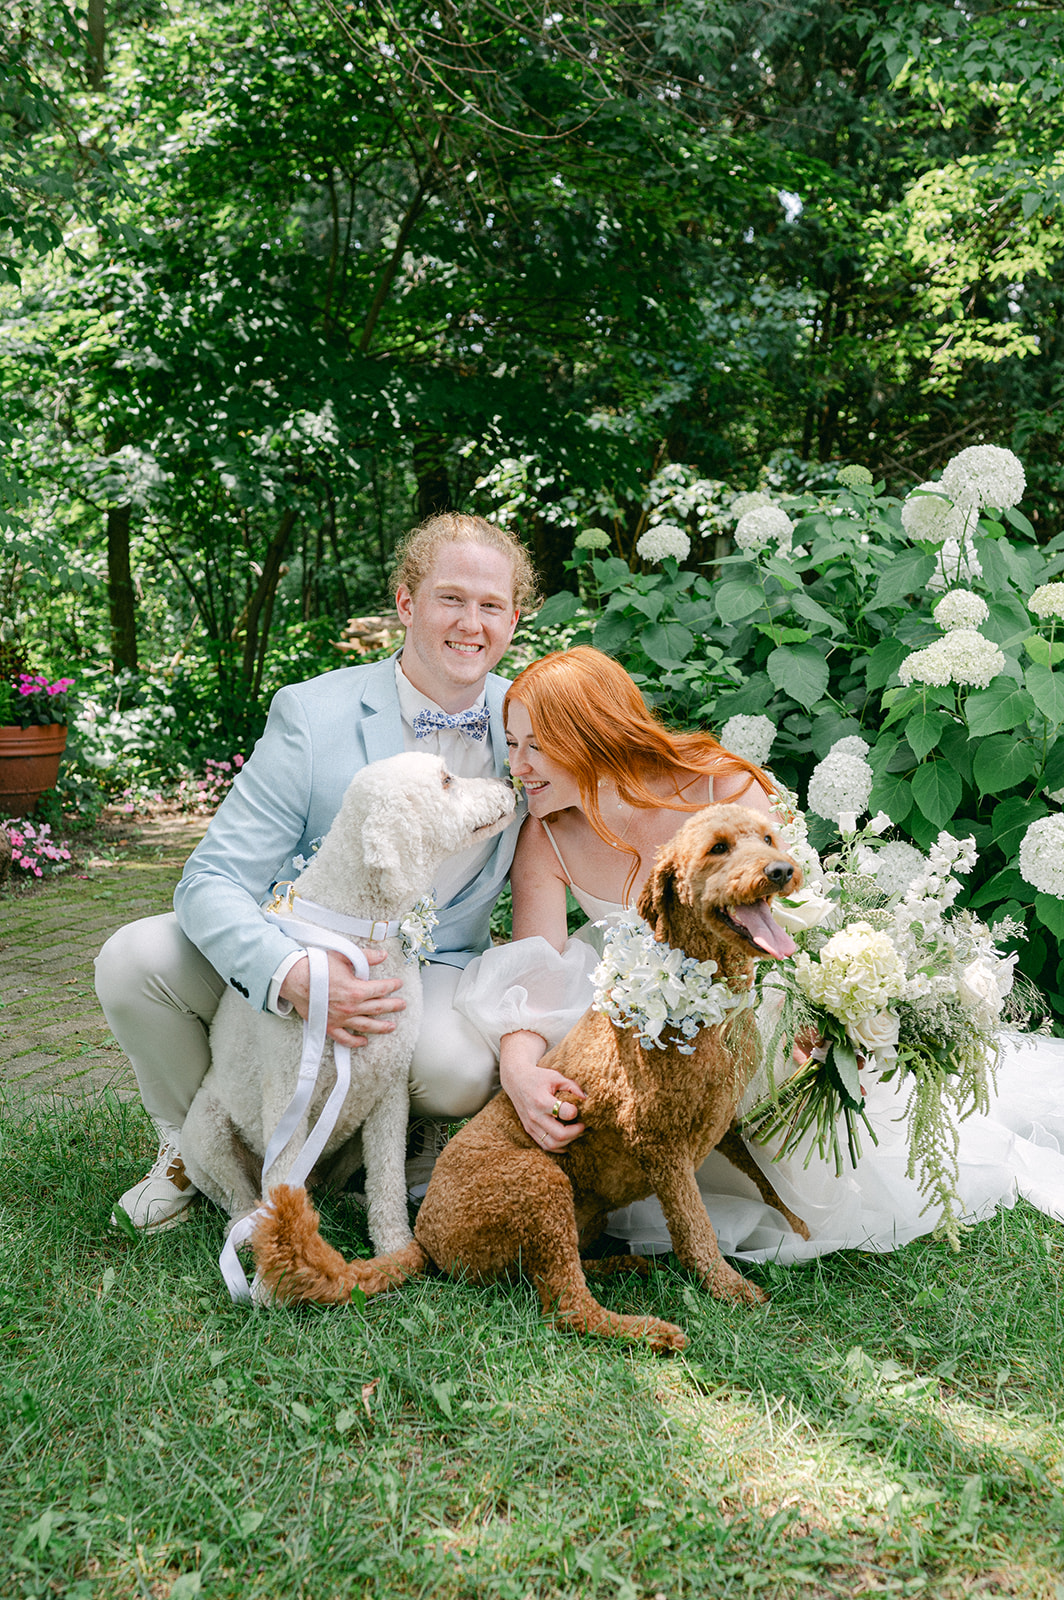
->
[0, 724, 69, 817]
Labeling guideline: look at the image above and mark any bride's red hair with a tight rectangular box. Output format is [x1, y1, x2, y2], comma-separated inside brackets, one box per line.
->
[504, 646, 774, 884]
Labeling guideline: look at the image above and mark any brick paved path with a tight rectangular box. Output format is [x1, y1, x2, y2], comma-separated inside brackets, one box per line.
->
[0, 815, 207, 1102]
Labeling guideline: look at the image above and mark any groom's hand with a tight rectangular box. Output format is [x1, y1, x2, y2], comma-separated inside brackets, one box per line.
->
[279, 949, 405, 1048]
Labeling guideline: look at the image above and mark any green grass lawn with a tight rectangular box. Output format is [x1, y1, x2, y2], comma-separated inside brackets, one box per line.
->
[3, 1090, 1063, 1600]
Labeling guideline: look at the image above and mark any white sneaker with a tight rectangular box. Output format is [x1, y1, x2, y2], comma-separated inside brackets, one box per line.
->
[111, 1135, 199, 1233]
[405, 1119, 451, 1199]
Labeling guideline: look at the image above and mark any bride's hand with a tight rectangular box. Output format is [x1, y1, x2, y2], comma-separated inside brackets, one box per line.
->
[500, 1052, 586, 1152]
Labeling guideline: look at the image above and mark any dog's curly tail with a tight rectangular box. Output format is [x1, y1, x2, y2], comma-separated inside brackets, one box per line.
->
[251, 1184, 429, 1306]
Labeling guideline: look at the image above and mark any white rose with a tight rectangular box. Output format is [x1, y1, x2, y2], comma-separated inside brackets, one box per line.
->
[772, 886, 836, 934]
[847, 1009, 900, 1065]
[958, 953, 1017, 1018]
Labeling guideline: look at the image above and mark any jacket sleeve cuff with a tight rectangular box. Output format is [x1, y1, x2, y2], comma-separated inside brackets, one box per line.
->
[266, 949, 306, 1015]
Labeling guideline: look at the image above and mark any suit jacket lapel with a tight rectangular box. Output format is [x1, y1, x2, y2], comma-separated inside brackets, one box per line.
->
[357, 654, 404, 765]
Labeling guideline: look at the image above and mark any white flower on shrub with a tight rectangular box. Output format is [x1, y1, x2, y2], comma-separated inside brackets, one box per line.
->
[940, 444, 1026, 512]
[794, 922, 907, 1024]
[869, 840, 928, 898]
[574, 527, 611, 550]
[729, 490, 773, 520]
[898, 628, 1004, 690]
[829, 734, 870, 759]
[636, 523, 690, 563]
[734, 504, 794, 554]
[807, 750, 874, 824]
[1029, 582, 1064, 622]
[1018, 814, 1064, 898]
[928, 535, 983, 593]
[836, 464, 873, 489]
[848, 1008, 900, 1065]
[933, 590, 989, 631]
[718, 713, 775, 767]
[900, 483, 966, 545]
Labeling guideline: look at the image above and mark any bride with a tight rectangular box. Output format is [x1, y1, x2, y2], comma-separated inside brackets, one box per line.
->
[455, 646, 1064, 1262]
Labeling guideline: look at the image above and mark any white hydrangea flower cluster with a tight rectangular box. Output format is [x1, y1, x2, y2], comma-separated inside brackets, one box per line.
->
[866, 840, 928, 898]
[891, 831, 978, 975]
[830, 735, 870, 759]
[900, 484, 967, 545]
[1029, 582, 1064, 621]
[898, 628, 1004, 690]
[399, 895, 439, 965]
[939, 444, 1026, 512]
[636, 522, 691, 564]
[933, 590, 989, 631]
[591, 914, 753, 1052]
[734, 504, 794, 555]
[574, 527, 611, 550]
[928, 534, 983, 594]
[806, 744, 874, 825]
[1018, 814, 1064, 898]
[836, 464, 873, 489]
[794, 921, 907, 1024]
[729, 490, 773, 520]
[718, 713, 775, 768]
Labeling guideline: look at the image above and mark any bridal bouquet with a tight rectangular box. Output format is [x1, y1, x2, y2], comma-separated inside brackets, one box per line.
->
[743, 773, 1034, 1244]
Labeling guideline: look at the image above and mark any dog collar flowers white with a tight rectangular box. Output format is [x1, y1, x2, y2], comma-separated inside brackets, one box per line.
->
[264, 888, 438, 964]
[591, 914, 753, 1054]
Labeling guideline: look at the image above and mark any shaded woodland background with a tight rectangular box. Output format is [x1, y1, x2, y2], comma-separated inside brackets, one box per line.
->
[4, 0, 1064, 751]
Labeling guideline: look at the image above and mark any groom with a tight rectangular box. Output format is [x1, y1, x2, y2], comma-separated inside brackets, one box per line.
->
[95, 512, 536, 1231]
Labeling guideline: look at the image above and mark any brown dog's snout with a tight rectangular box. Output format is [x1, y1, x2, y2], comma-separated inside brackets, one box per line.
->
[764, 860, 795, 891]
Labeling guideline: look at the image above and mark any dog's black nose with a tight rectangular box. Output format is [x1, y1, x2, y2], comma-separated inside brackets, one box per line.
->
[765, 861, 794, 889]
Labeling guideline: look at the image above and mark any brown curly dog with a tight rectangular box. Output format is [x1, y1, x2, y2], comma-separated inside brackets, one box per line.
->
[252, 803, 808, 1350]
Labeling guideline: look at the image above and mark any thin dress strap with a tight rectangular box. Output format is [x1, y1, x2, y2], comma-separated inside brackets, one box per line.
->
[539, 820, 574, 886]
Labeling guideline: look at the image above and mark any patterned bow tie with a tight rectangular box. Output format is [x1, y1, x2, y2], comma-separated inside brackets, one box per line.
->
[412, 705, 491, 742]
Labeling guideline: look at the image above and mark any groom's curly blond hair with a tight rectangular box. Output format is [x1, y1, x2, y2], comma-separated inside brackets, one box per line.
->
[391, 513, 540, 613]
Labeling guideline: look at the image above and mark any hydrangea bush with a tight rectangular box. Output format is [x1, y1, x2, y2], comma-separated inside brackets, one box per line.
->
[519, 443, 1064, 1020]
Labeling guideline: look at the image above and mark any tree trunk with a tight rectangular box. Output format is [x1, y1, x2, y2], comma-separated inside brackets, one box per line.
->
[412, 432, 453, 520]
[87, 0, 106, 90]
[240, 511, 297, 687]
[107, 503, 138, 673]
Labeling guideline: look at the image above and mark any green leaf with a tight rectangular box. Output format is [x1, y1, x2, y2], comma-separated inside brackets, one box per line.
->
[531, 590, 580, 629]
[874, 551, 936, 608]
[910, 761, 962, 828]
[754, 624, 811, 644]
[238, 1511, 265, 1537]
[867, 770, 913, 823]
[1005, 505, 1036, 539]
[592, 611, 636, 654]
[1025, 634, 1064, 667]
[1025, 664, 1064, 725]
[991, 794, 1049, 859]
[766, 643, 829, 708]
[1043, 736, 1064, 791]
[1035, 893, 1064, 938]
[716, 580, 765, 624]
[865, 637, 911, 690]
[964, 681, 1038, 737]
[969, 869, 1036, 909]
[811, 712, 864, 760]
[788, 590, 842, 635]
[711, 673, 774, 719]
[640, 621, 695, 667]
[938, 719, 974, 784]
[972, 735, 1039, 795]
[905, 711, 950, 760]
[827, 1039, 863, 1110]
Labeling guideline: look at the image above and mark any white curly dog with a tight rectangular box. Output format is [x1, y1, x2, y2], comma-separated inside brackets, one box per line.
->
[178, 752, 516, 1283]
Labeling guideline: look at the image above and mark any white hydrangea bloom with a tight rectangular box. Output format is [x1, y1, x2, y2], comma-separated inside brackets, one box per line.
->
[940, 444, 1026, 512]
[933, 590, 989, 631]
[718, 714, 775, 768]
[836, 464, 873, 488]
[794, 922, 907, 1023]
[807, 751, 874, 824]
[730, 490, 773, 520]
[870, 841, 928, 898]
[928, 535, 983, 594]
[574, 527, 611, 550]
[900, 483, 967, 545]
[636, 523, 691, 563]
[829, 735, 870, 759]
[898, 628, 1005, 690]
[1018, 815, 1064, 898]
[1029, 582, 1064, 621]
[734, 504, 794, 554]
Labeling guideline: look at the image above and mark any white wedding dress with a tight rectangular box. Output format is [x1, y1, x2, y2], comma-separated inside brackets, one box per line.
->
[454, 842, 1064, 1263]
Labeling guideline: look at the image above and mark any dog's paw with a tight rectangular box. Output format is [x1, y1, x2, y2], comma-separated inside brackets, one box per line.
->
[702, 1264, 767, 1306]
[637, 1317, 687, 1353]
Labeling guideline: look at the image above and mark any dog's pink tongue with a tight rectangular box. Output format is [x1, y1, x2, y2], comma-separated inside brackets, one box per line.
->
[730, 900, 797, 958]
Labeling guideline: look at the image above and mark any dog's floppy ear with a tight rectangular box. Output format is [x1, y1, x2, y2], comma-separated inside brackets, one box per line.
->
[637, 853, 683, 943]
[360, 807, 429, 900]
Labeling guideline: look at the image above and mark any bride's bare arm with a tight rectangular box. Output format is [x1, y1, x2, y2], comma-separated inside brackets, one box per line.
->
[501, 817, 586, 1150]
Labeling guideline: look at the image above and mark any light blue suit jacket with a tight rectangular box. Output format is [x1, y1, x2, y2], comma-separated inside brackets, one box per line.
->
[173, 656, 518, 1011]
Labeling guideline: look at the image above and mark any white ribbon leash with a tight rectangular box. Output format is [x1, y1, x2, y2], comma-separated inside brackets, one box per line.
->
[220, 913, 375, 1303]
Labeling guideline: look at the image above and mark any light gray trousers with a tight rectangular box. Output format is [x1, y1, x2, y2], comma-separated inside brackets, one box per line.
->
[94, 913, 499, 1134]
